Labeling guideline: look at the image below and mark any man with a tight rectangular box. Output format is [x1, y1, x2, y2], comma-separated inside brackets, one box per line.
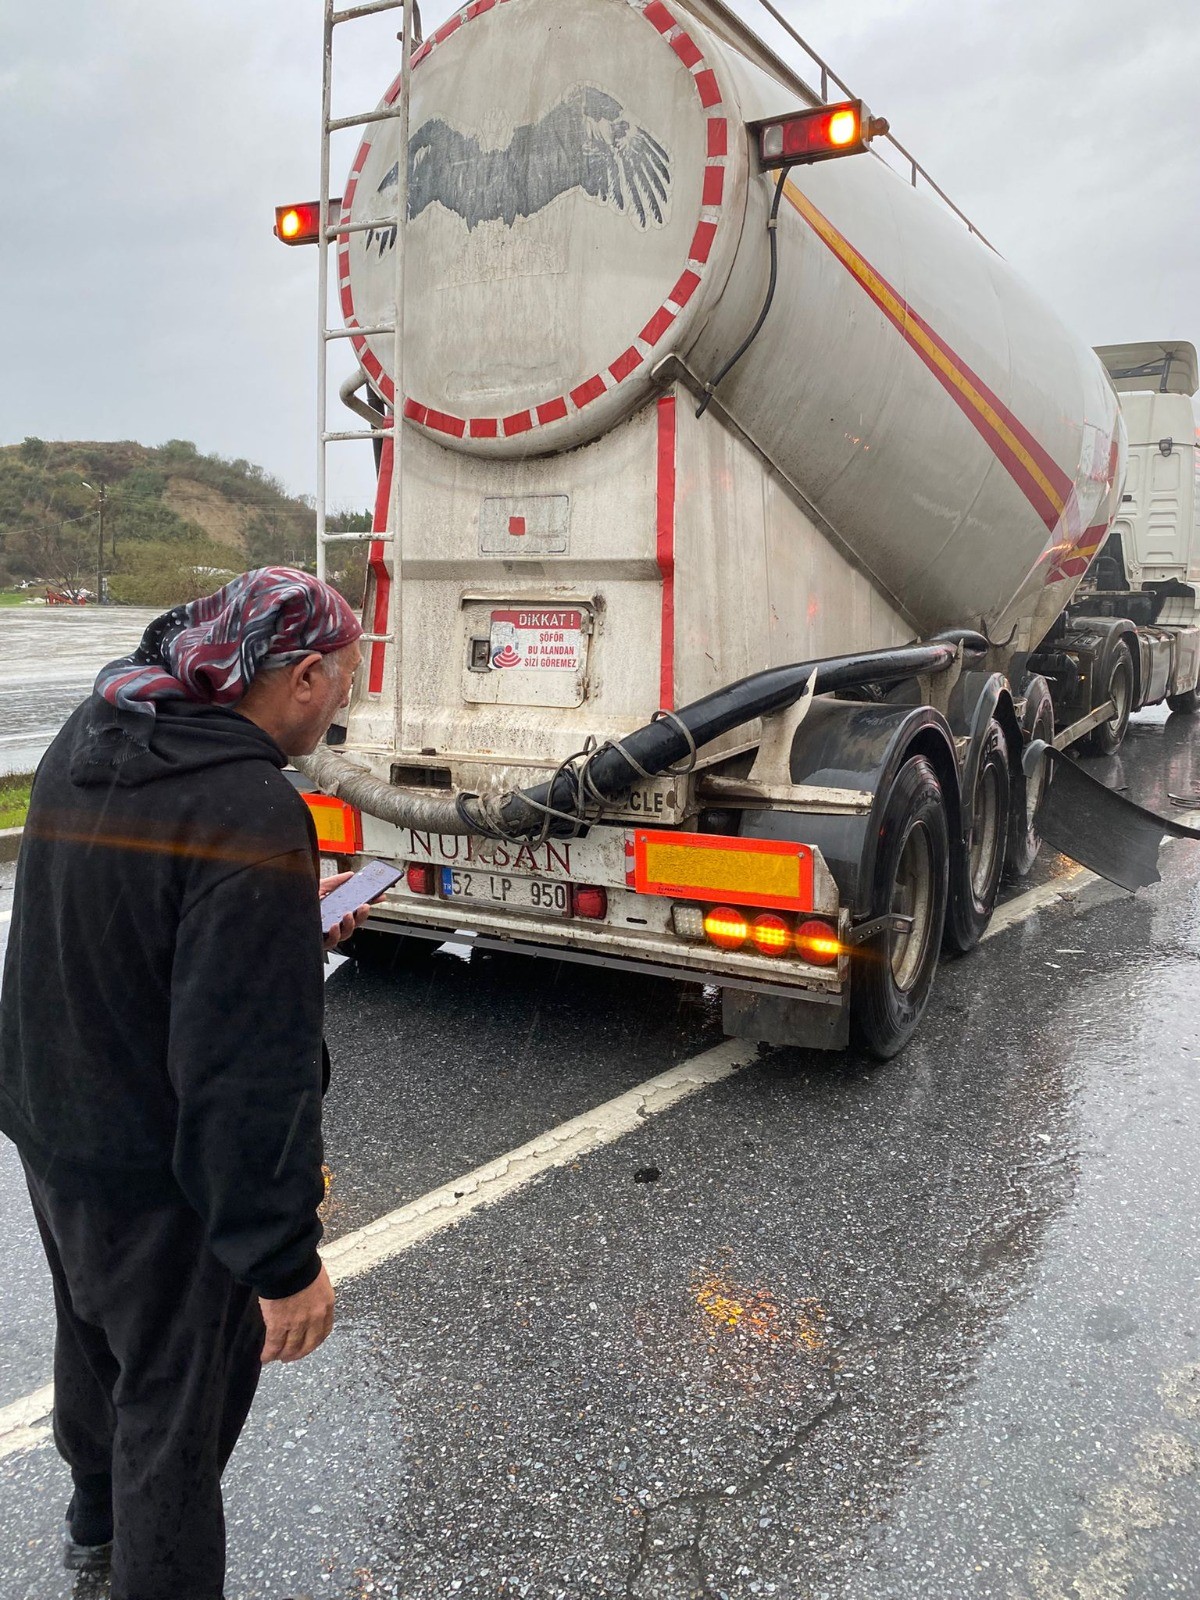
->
[0, 567, 369, 1600]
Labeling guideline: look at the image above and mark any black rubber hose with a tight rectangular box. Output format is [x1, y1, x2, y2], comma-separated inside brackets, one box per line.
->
[696, 169, 787, 419]
[480, 636, 985, 837]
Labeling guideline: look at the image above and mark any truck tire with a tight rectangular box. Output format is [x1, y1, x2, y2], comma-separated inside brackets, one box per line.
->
[1085, 639, 1134, 753]
[1167, 686, 1200, 714]
[341, 926, 434, 969]
[1005, 689, 1054, 881]
[850, 756, 949, 1060]
[944, 719, 1011, 953]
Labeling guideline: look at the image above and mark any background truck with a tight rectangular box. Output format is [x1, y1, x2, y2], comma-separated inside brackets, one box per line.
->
[285, 0, 1199, 1058]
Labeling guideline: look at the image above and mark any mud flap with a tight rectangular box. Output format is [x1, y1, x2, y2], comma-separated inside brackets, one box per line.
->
[1024, 740, 1200, 891]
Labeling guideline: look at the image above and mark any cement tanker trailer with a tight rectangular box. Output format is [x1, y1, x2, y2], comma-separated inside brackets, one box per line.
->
[283, 0, 1200, 1056]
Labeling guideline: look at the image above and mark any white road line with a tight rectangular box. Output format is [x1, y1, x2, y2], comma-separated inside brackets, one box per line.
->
[0, 1383, 54, 1461]
[0, 1039, 756, 1462]
[324, 1038, 757, 1285]
[983, 865, 1094, 940]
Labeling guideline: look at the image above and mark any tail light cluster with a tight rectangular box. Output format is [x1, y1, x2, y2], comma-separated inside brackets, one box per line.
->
[672, 903, 841, 964]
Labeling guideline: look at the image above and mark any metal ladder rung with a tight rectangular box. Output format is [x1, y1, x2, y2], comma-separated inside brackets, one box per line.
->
[320, 531, 395, 544]
[323, 427, 393, 443]
[332, 0, 402, 24]
[360, 633, 394, 644]
[326, 218, 397, 240]
[327, 107, 407, 133]
[325, 324, 394, 341]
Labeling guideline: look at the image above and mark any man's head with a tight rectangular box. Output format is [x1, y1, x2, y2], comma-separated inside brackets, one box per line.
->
[93, 568, 364, 751]
[236, 638, 364, 757]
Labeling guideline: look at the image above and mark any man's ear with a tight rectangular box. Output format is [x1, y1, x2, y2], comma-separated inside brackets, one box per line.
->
[288, 653, 326, 703]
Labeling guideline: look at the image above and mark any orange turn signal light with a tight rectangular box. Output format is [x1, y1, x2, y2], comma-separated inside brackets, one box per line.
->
[703, 906, 749, 951]
[274, 199, 342, 245]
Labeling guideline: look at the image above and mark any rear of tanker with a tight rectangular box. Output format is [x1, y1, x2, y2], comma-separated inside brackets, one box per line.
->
[296, 0, 1136, 1057]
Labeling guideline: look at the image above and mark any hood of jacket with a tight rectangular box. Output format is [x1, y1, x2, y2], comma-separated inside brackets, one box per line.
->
[66, 694, 287, 789]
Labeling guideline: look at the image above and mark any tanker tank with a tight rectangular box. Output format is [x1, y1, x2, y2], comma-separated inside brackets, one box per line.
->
[340, 0, 1125, 655]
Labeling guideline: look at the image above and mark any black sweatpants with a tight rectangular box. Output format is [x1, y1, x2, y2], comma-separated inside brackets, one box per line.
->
[24, 1165, 264, 1600]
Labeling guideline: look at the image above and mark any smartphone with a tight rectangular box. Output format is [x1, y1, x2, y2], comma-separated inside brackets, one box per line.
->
[320, 858, 405, 933]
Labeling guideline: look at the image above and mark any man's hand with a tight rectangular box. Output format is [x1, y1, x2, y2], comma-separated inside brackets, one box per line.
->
[319, 871, 372, 953]
[259, 1263, 335, 1364]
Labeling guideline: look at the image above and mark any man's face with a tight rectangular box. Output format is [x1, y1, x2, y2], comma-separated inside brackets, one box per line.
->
[299, 642, 363, 754]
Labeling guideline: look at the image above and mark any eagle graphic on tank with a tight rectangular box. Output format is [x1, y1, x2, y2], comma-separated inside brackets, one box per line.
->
[364, 85, 671, 254]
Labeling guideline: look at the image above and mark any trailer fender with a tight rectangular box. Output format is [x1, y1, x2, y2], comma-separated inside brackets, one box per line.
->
[733, 697, 959, 917]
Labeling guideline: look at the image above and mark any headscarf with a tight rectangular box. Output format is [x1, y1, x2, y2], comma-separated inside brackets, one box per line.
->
[93, 567, 363, 719]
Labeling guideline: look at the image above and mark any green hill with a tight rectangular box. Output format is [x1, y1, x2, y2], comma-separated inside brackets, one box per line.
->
[0, 437, 369, 608]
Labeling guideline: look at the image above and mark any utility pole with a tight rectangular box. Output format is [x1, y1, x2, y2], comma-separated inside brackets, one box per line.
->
[82, 480, 107, 600]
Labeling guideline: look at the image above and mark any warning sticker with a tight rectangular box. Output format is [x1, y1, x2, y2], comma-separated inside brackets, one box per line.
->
[489, 609, 584, 671]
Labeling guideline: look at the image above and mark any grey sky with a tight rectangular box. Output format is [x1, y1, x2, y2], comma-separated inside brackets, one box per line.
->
[1, 0, 1196, 514]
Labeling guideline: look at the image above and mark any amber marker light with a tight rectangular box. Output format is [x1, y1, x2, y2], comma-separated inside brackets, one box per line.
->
[795, 918, 841, 966]
[704, 906, 750, 951]
[828, 108, 859, 146]
[750, 913, 792, 956]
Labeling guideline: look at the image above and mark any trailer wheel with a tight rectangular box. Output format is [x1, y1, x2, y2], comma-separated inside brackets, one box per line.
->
[1085, 640, 1134, 753]
[850, 756, 949, 1060]
[1005, 692, 1054, 881]
[1167, 686, 1200, 714]
[944, 720, 1011, 953]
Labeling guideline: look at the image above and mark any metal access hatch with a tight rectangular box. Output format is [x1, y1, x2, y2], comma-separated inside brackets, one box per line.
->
[461, 597, 594, 708]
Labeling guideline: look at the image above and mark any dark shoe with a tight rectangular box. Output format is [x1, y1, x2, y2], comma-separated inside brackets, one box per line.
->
[62, 1521, 112, 1574]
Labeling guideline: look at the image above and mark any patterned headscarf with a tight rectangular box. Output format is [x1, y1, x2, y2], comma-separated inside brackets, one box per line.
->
[94, 567, 363, 718]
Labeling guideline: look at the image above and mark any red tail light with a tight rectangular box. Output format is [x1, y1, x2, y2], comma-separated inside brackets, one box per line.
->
[754, 101, 885, 170]
[571, 885, 608, 920]
[406, 863, 436, 895]
[795, 918, 841, 966]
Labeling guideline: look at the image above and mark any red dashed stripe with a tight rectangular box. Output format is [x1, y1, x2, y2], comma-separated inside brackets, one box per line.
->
[343, 0, 727, 439]
[570, 374, 608, 409]
[425, 407, 467, 437]
[694, 69, 720, 107]
[670, 269, 701, 308]
[640, 305, 677, 346]
[609, 346, 644, 383]
[689, 221, 717, 263]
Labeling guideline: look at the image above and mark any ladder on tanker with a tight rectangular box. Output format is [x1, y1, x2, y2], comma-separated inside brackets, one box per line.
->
[313, 0, 419, 636]
[310, 0, 992, 596]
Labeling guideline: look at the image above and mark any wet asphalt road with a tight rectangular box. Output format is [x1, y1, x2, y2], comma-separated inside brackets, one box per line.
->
[0, 709, 1198, 1599]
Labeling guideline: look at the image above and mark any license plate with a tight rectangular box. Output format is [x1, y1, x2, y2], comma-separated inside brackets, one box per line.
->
[438, 868, 571, 916]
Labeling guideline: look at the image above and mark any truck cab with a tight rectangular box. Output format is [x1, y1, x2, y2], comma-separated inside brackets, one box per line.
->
[1083, 341, 1200, 712]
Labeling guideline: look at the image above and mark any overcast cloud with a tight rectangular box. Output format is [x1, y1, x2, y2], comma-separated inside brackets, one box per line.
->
[1, 0, 1196, 513]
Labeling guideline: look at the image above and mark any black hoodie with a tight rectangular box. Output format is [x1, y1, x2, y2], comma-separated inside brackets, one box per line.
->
[0, 694, 326, 1299]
